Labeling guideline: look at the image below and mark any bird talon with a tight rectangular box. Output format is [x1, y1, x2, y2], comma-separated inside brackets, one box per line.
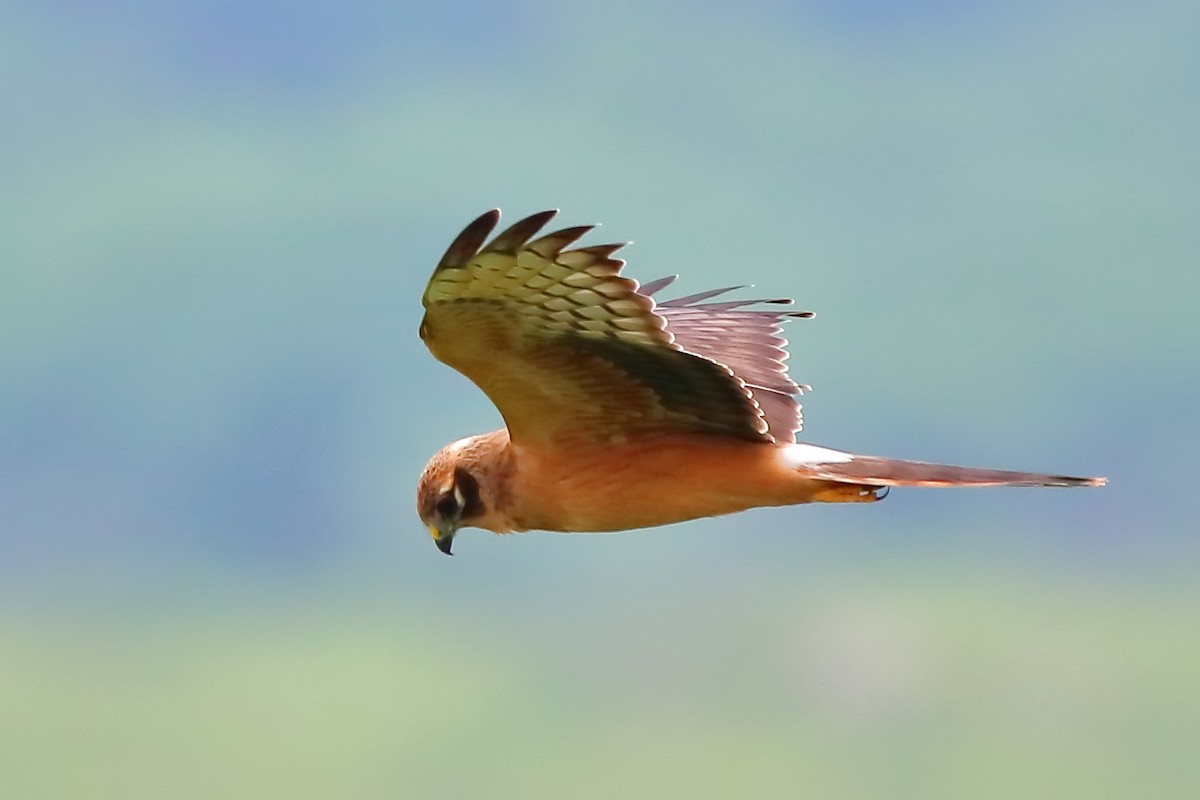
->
[812, 483, 885, 503]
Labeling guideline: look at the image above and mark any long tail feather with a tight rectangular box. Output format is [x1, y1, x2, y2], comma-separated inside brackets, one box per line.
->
[786, 445, 1106, 488]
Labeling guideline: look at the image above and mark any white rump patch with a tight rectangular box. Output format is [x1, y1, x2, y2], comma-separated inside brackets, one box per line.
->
[783, 443, 854, 466]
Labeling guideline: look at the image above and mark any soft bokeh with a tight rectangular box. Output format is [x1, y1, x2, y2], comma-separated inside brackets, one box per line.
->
[3, 1, 1197, 797]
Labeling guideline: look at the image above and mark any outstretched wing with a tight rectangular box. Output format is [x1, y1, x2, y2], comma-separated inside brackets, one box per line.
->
[419, 209, 811, 446]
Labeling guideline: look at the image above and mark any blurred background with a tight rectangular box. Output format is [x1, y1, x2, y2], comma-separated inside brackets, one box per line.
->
[3, 0, 1197, 797]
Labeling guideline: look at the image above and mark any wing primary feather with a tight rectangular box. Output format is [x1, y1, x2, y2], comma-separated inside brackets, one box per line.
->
[488, 210, 559, 253]
[697, 302, 813, 317]
[527, 225, 596, 258]
[639, 275, 678, 296]
[437, 209, 500, 269]
[683, 298, 793, 312]
[660, 286, 747, 306]
[571, 242, 627, 259]
[557, 243, 628, 272]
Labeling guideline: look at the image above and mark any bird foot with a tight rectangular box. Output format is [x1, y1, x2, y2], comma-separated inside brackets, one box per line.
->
[811, 483, 888, 503]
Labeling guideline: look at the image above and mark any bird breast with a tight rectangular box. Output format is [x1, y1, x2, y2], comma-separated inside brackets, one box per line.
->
[505, 433, 812, 533]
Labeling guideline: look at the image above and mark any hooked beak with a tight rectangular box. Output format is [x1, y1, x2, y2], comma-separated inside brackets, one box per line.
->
[429, 524, 456, 556]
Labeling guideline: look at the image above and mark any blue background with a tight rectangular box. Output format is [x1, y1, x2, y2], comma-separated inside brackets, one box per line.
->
[3, 1, 1197, 796]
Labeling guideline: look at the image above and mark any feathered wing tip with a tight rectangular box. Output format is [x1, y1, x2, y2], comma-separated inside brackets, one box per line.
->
[638, 275, 678, 296]
[434, 209, 631, 274]
[437, 209, 501, 270]
[435, 208, 582, 271]
[644, 280, 815, 318]
[488, 209, 559, 253]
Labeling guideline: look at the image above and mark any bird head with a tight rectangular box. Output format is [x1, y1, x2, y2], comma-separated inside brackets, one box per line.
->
[416, 436, 493, 555]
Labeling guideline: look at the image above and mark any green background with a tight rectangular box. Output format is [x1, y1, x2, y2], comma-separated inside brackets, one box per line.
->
[4, 1, 1197, 797]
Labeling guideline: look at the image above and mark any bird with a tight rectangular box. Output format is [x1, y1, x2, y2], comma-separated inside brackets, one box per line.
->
[416, 209, 1105, 555]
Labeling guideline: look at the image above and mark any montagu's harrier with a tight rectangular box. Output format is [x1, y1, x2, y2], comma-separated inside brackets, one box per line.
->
[416, 210, 1104, 555]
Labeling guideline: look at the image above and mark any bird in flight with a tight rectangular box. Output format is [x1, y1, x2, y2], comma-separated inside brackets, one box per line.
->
[417, 209, 1105, 555]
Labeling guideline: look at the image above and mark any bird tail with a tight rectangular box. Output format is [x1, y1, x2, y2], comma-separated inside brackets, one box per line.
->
[785, 444, 1106, 489]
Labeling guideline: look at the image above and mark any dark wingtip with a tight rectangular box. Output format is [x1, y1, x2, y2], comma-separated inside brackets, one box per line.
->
[527, 224, 596, 258]
[488, 209, 559, 253]
[437, 209, 501, 270]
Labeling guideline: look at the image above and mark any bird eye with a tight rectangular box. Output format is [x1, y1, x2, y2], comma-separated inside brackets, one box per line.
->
[432, 468, 484, 522]
[435, 489, 461, 519]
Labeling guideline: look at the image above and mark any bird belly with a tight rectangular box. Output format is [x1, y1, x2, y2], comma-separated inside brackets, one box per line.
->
[508, 434, 817, 533]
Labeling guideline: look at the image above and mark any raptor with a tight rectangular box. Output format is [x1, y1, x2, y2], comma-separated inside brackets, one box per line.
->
[416, 210, 1104, 555]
